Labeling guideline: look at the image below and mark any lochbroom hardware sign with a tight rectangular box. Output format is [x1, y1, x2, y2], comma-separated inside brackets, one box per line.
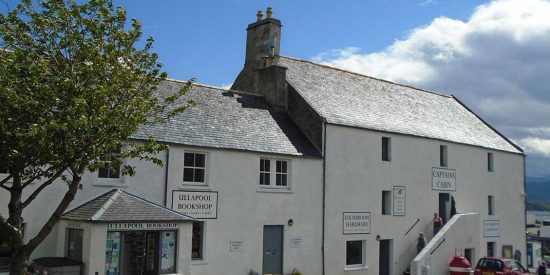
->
[432, 167, 456, 191]
[343, 212, 371, 235]
[172, 191, 218, 219]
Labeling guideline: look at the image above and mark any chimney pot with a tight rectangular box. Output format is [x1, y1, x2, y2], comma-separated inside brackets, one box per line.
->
[266, 7, 273, 19]
[256, 10, 263, 22]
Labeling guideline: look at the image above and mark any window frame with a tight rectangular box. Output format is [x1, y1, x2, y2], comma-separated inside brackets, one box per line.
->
[345, 240, 367, 271]
[382, 137, 391, 162]
[96, 148, 123, 184]
[440, 145, 448, 167]
[258, 157, 290, 190]
[183, 151, 208, 185]
[192, 221, 205, 261]
[488, 195, 495, 216]
[382, 190, 392, 215]
[487, 152, 494, 172]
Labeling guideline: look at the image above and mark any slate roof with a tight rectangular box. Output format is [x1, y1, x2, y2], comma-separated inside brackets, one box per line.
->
[62, 189, 194, 222]
[278, 56, 522, 154]
[131, 80, 321, 157]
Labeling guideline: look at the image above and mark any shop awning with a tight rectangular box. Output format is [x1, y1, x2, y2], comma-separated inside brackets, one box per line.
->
[62, 189, 194, 223]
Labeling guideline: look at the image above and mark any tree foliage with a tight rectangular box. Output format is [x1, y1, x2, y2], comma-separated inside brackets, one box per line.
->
[0, 0, 193, 273]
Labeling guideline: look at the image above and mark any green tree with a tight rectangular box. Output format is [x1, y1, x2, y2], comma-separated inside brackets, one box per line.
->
[0, 0, 193, 273]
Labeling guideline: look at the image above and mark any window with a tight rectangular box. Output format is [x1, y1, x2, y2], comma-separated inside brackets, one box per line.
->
[260, 159, 270, 186]
[160, 231, 177, 273]
[98, 151, 121, 179]
[487, 242, 496, 257]
[259, 158, 289, 188]
[382, 191, 392, 215]
[488, 152, 494, 172]
[66, 228, 83, 262]
[488, 195, 495, 215]
[382, 137, 391, 161]
[0, 167, 7, 174]
[276, 160, 288, 186]
[0, 226, 13, 259]
[183, 152, 206, 184]
[346, 240, 365, 268]
[192, 221, 204, 260]
[440, 145, 448, 167]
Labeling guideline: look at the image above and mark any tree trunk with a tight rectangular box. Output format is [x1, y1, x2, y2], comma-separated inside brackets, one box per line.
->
[6, 171, 83, 274]
[9, 249, 30, 275]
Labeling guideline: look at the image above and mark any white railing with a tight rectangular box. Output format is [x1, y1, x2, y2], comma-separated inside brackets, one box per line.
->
[411, 213, 480, 275]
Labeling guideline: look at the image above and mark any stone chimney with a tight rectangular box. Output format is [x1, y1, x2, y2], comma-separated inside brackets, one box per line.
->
[232, 8, 288, 111]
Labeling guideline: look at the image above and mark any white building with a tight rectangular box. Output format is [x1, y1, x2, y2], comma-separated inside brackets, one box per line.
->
[1, 9, 526, 275]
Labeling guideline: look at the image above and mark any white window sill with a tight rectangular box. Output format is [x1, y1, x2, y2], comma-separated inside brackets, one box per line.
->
[93, 179, 127, 187]
[345, 265, 368, 272]
[180, 184, 212, 190]
[256, 187, 293, 194]
[190, 260, 208, 265]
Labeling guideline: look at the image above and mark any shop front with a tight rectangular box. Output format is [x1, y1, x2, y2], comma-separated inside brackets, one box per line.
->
[59, 189, 194, 275]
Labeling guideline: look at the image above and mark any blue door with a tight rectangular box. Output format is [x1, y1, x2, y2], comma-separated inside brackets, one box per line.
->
[263, 225, 283, 274]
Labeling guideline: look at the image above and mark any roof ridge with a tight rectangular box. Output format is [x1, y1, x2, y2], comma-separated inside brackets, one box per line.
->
[91, 189, 121, 221]
[119, 190, 195, 220]
[279, 55, 452, 98]
[164, 78, 264, 98]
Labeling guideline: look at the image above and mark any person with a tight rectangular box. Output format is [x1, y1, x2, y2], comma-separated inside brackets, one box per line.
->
[416, 232, 427, 254]
[538, 261, 547, 275]
[433, 213, 443, 236]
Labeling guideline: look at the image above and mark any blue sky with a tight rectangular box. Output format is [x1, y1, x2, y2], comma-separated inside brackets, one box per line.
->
[2, 0, 549, 177]
[113, 0, 487, 86]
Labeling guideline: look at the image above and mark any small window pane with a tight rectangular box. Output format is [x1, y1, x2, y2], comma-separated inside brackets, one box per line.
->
[183, 168, 194, 182]
[98, 164, 110, 178]
[440, 145, 448, 167]
[194, 169, 205, 183]
[192, 222, 204, 260]
[195, 154, 206, 168]
[488, 152, 494, 172]
[346, 240, 363, 266]
[382, 137, 391, 161]
[184, 153, 195, 166]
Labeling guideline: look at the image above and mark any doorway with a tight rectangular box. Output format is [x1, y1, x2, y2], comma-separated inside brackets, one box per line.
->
[439, 193, 451, 223]
[263, 225, 284, 275]
[379, 239, 392, 275]
[464, 248, 475, 267]
[123, 231, 159, 275]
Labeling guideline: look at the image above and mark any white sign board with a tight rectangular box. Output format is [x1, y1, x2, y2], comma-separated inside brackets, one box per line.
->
[291, 237, 302, 248]
[108, 222, 178, 231]
[343, 212, 371, 235]
[66, 221, 84, 229]
[432, 168, 456, 191]
[483, 220, 500, 237]
[230, 241, 243, 252]
[393, 186, 406, 216]
[172, 191, 218, 219]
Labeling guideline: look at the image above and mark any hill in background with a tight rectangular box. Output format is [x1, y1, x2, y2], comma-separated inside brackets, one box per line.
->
[527, 176, 550, 211]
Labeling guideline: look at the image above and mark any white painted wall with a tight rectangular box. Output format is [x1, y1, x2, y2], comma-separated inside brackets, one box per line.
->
[323, 123, 525, 275]
[0, 145, 323, 275]
[165, 146, 324, 275]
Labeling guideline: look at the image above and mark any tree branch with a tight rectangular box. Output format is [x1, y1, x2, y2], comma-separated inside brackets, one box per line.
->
[24, 171, 82, 252]
[0, 174, 13, 191]
[21, 167, 68, 209]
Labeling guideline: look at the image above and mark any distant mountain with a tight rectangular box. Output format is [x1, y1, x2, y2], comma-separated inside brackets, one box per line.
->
[526, 176, 550, 210]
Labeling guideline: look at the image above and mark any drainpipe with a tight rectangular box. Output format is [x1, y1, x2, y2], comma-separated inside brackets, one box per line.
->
[163, 147, 170, 207]
[322, 122, 327, 275]
[523, 154, 528, 266]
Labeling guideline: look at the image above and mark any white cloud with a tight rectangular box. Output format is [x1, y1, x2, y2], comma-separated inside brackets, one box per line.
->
[313, 0, 550, 175]
[516, 138, 550, 157]
[420, 0, 437, 6]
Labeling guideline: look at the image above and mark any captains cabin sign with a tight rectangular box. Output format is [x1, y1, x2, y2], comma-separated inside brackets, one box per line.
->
[432, 167, 456, 191]
[172, 191, 218, 219]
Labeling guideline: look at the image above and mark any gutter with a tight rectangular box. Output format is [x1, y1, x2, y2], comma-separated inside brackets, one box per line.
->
[322, 122, 327, 275]
[163, 147, 170, 207]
